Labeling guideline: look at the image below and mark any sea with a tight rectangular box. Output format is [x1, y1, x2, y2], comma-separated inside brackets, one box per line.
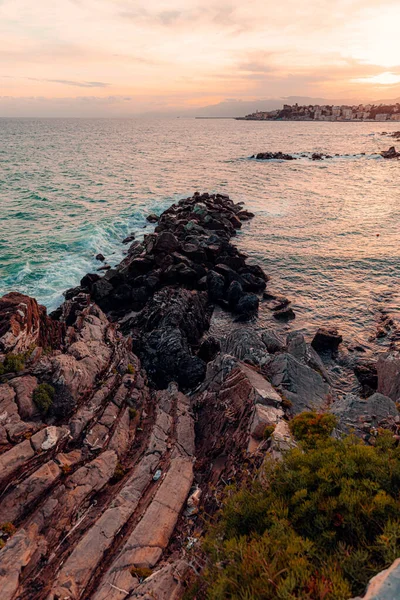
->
[1, 117, 400, 361]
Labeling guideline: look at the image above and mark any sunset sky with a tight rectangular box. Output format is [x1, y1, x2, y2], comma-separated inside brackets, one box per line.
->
[1, 0, 400, 116]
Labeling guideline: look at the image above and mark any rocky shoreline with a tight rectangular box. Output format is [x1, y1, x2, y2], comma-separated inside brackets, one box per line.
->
[251, 148, 400, 160]
[1, 193, 400, 599]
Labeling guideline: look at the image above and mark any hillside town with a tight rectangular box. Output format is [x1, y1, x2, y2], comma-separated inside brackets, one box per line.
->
[239, 103, 400, 121]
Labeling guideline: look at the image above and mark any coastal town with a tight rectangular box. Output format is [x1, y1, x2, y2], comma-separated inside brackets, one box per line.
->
[239, 102, 400, 121]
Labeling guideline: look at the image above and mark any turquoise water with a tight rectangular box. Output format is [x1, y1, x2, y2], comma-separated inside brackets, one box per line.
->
[1, 118, 400, 350]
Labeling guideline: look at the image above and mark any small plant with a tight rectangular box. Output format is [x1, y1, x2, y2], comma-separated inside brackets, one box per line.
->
[3, 353, 25, 373]
[0, 539, 5, 549]
[263, 425, 275, 440]
[130, 567, 152, 580]
[289, 411, 337, 447]
[126, 363, 135, 375]
[281, 395, 293, 409]
[61, 464, 72, 476]
[112, 462, 125, 482]
[33, 383, 55, 415]
[0, 362, 4, 377]
[0, 522, 16, 537]
[129, 407, 138, 420]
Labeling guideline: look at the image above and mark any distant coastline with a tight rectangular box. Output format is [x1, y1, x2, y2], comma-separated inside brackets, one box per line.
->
[237, 102, 400, 122]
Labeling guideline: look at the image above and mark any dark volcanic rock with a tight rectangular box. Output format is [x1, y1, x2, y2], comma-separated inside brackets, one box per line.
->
[311, 327, 343, 353]
[236, 293, 259, 317]
[146, 213, 159, 223]
[198, 336, 221, 363]
[381, 146, 400, 159]
[95, 253, 105, 262]
[207, 270, 225, 302]
[80, 273, 101, 290]
[227, 280, 244, 309]
[261, 329, 286, 353]
[255, 151, 296, 161]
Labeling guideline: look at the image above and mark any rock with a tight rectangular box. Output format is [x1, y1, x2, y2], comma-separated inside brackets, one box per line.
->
[377, 351, 400, 401]
[311, 327, 342, 353]
[261, 329, 286, 353]
[95, 253, 105, 262]
[249, 404, 284, 440]
[0, 292, 63, 354]
[122, 233, 136, 244]
[207, 270, 225, 301]
[146, 213, 159, 223]
[222, 328, 269, 367]
[197, 336, 221, 363]
[286, 331, 330, 382]
[273, 305, 295, 320]
[80, 273, 101, 290]
[351, 557, 400, 599]
[236, 293, 259, 317]
[97, 264, 111, 272]
[10, 375, 39, 420]
[381, 146, 400, 159]
[154, 232, 180, 254]
[354, 361, 378, 395]
[226, 280, 244, 309]
[266, 353, 332, 414]
[255, 152, 296, 160]
[331, 392, 398, 435]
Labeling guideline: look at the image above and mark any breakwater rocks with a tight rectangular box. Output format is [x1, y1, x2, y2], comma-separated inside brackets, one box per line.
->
[1, 192, 400, 599]
[252, 149, 400, 160]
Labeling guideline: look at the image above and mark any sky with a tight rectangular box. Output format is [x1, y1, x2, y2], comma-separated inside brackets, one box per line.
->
[1, 0, 400, 116]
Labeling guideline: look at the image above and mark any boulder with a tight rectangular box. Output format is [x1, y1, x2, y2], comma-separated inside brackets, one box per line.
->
[330, 392, 398, 435]
[311, 327, 342, 353]
[236, 293, 259, 317]
[266, 353, 332, 414]
[154, 232, 179, 254]
[146, 213, 159, 223]
[207, 270, 225, 301]
[222, 328, 269, 367]
[261, 329, 286, 353]
[377, 351, 400, 401]
[351, 558, 400, 599]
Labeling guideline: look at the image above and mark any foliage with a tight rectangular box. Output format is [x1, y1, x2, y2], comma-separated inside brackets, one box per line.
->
[112, 462, 126, 482]
[0, 522, 16, 537]
[202, 421, 400, 599]
[127, 363, 136, 375]
[130, 567, 153, 580]
[263, 425, 276, 440]
[129, 407, 138, 420]
[3, 353, 25, 373]
[289, 411, 337, 447]
[33, 383, 55, 415]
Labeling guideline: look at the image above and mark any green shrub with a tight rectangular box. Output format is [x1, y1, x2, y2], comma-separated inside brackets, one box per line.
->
[129, 407, 138, 420]
[33, 383, 55, 415]
[112, 462, 125, 482]
[130, 567, 152, 580]
[263, 425, 276, 440]
[289, 411, 337, 447]
[127, 363, 135, 375]
[202, 431, 400, 598]
[3, 353, 25, 373]
[0, 362, 4, 377]
[0, 522, 16, 537]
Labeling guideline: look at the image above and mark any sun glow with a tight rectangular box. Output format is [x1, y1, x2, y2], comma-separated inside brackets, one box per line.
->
[353, 72, 400, 86]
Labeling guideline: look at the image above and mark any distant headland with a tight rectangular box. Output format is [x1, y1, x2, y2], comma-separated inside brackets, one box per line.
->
[237, 102, 400, 122]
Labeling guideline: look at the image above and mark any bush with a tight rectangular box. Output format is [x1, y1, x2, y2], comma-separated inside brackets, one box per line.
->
[127, 363, 135, 375]
[202, 429, 400, 598]
[0, 522, 16, 537]
[289, 411, 337, 447]
[129, 407, 138, 420]
[130, 567, 152, 580]
[3, 353, 25, 373]
[263, 425, 275, 440]
[33, 383, 55, 415]
[112, 462, 126, 482]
